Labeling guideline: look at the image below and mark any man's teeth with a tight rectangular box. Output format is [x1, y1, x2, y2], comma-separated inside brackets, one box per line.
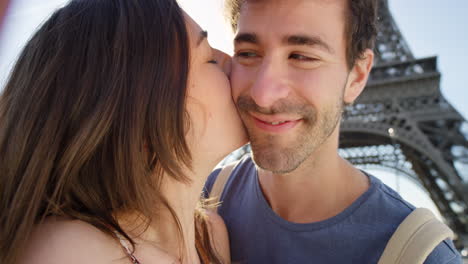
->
[269, 121, 287, 125]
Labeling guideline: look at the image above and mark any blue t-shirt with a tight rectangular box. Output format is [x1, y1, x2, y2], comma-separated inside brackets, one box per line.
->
[204, 156, 462, 264]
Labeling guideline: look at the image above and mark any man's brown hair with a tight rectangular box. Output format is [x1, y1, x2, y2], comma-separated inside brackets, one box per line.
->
[225, 0, 378, 69]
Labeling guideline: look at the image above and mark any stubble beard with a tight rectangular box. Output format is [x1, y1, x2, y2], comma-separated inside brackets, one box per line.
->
[237, 95, 344, 174]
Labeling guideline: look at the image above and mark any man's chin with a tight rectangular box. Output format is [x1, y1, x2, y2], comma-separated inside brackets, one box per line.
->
[251, 149, 302, 174]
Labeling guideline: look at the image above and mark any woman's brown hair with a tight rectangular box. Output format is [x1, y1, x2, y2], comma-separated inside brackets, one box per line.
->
[0, 0, 221, 263]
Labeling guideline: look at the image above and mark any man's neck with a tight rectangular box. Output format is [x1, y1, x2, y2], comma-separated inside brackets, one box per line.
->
[257, 133, 370, 223]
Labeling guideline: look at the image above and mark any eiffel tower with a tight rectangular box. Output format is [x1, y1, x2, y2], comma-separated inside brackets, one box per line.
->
[339, 0, 468, 250]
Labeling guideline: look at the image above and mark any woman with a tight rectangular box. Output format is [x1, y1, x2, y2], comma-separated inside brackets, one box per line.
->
[0, 0, 247, 263]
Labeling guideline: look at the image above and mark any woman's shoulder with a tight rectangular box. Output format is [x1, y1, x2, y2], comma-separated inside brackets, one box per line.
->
[205, 210, 230, 264]
[19, 217, 128, 264]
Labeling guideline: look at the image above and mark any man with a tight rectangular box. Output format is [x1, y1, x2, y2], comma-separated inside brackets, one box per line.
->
[204, 0, 462, 263]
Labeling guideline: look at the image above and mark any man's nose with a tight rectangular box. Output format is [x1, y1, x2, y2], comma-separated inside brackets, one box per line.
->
[250, 59, 290, 108]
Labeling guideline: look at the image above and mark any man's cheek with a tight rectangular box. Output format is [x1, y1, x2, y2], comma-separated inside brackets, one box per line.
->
[229, 69, 244, 100]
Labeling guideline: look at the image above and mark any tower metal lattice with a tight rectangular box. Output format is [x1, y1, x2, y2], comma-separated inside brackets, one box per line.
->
[340, 0, 468, 249]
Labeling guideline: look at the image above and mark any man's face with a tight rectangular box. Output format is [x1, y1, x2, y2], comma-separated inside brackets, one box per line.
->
[231, 0, 356, 173]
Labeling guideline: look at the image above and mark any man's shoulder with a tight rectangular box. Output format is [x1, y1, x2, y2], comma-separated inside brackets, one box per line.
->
[361, 174, 462, 264]
[425, 239, 462, 264]
[352, 173, 415, 225]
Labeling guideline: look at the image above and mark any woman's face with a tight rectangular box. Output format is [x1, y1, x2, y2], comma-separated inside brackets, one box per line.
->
[184, 13, 248, 167]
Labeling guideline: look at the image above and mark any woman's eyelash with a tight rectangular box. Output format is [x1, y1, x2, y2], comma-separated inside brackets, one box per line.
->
[208, 59, 218, 64]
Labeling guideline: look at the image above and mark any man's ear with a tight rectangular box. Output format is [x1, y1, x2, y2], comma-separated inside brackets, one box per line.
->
[344, 49, 374, 104]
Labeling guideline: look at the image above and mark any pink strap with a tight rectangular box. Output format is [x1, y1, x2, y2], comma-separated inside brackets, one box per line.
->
[115, 232, 141, 264]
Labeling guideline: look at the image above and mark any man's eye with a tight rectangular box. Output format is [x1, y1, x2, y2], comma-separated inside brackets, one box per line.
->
[236, 51, 258, 58]
[207, 59, 218, 64]
[289, 54, 317, 62]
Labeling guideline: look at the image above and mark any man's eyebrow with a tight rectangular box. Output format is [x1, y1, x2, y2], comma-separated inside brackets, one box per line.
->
[284, 35, 334, 54]
[197, 30, 208, 47]
[234, 33, 258, 45]
[234, 33, 334, 54]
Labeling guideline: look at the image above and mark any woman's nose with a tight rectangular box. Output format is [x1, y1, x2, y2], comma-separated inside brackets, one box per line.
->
[213, 49, 232, 77]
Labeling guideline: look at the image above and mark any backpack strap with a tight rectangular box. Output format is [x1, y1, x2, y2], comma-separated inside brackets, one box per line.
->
[209, 161, 238, 211]
[378, 208, 454, 264]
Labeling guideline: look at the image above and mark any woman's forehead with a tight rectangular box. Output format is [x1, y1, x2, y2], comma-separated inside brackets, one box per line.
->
[182, 11, 203, 47]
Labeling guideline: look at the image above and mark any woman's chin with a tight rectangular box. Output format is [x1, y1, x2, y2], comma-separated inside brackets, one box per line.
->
[227, 126, 249, 154]
[195, 123, 249, 169]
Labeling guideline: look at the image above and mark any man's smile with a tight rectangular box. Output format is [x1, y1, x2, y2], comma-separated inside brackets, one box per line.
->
[248, 112, 302, 133]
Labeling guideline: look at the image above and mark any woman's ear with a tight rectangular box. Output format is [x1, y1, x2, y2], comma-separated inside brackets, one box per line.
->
[344, 49, 374, 104]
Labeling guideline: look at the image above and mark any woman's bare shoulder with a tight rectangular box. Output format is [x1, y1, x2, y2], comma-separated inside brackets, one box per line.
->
[19, 217, 128, 264]
[205, 210, 230, 264]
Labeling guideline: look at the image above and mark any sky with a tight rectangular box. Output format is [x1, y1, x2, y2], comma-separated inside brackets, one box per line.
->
[0, 0, 467, 219]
